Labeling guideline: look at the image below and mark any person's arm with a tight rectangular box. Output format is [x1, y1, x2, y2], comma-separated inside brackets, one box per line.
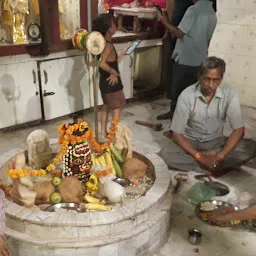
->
[217, 91, 245, 160]
[159, 15, 185, 39]
[117, 47, 128, 63]
[158, 6, 196, 39]
[166, 0, 174, 21]
[172, 133, 198, 158]
[208, 205, 256, 221]
[217, 127, 244, 160]
[99, 43, 119, 76]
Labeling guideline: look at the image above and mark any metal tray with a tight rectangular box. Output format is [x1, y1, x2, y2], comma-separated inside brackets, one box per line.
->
[45, 203, 85, 213]
[195, 200, 241, 227]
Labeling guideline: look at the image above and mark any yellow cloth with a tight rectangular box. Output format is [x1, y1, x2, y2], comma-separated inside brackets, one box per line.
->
[113, 123, 132, 159]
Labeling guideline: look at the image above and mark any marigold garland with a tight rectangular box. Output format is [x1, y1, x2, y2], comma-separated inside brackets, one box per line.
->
[7, 167, 47, 179]
[96, 168, 113, 178]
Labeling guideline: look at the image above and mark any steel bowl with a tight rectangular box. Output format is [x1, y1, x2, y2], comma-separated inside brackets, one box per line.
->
[114, 178, 131, 187]
[45, 203, 85, 213]
[188, 228, 202, 245]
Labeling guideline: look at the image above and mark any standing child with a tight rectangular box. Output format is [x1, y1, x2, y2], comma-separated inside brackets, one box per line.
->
[92, 14, 127, 140]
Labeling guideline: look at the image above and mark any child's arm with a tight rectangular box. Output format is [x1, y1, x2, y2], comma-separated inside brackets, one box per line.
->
[100, 43, 119, 76]
[100, 44, 119, 86]
[117, 48, 128, 63]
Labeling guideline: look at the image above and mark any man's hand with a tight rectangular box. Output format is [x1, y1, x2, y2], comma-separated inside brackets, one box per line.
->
[198, 151, 226, 171]
[207, 211, 230, 226]
[198, 155, 219, 170]
[0, 236, 11, 256]
[200, 150, 217, 156]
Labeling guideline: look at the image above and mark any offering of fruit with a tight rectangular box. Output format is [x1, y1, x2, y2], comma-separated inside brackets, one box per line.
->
[200, 201, 216, 212]
[52, 177, 61, 187]
[86, 173, 99, 194]
[84, 203, 111, 211]
[84, 193, 106, 204]
[50, 192, 62, 204]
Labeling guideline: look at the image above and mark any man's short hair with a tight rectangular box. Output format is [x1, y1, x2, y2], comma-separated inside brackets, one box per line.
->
[199, 57, 226, 78]
[92, 13, 112, 36]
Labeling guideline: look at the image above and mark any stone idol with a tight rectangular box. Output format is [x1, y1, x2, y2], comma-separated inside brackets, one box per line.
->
[27, 130, 52, 169]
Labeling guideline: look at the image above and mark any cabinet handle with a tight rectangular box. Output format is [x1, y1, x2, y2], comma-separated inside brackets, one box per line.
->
[32, 70, 36, 84]
[43, 91, 55, 97]
[130, 56, 133, 68]
[44, 70, 48, 84]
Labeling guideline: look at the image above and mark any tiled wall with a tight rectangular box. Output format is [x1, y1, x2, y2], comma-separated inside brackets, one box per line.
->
[209, 0, 256, 107]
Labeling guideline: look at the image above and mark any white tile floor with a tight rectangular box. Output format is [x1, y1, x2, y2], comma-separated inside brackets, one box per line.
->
[0, 98, 255, 256]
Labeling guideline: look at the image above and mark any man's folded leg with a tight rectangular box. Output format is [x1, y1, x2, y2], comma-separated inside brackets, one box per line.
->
[222, 138, 256, 169]
[158, 140, 203, 173]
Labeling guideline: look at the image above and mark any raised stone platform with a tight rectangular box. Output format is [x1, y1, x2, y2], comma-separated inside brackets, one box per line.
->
[0, 139, 172, 256]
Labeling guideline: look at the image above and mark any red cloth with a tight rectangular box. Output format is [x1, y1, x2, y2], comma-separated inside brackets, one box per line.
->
[109, 0, 166, 8]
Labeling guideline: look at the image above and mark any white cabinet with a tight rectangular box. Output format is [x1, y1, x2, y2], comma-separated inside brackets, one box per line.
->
[117, 52, 133, 100]
[0, 62, 41, 129]
[39, 55, 91, 120]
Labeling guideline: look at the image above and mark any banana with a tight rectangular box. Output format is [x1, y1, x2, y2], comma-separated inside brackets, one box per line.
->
[97, 154, 107, 166]
[84, 203, 111, 211]
[84, 193, 106, 204]
[91, 154, 96, 165]
[86, 173, 99, 194]
[94, 157, 101, 166]
[104, 150, 116, 175]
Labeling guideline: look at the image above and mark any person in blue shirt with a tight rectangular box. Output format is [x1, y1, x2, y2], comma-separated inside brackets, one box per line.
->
[158, 0, 217, 120]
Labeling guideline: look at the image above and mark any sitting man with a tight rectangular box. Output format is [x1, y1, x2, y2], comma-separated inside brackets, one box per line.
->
[159, 56, 256, 174]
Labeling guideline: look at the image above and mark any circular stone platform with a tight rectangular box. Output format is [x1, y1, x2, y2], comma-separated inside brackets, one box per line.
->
[0, 139, 172, 256]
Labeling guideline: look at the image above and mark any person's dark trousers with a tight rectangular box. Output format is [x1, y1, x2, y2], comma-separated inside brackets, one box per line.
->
[165, 35, 177, 99]
[170, 62, 200, 114]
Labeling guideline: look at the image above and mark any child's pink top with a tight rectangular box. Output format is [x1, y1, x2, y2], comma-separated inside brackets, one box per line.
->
[0, 189, 6, 236]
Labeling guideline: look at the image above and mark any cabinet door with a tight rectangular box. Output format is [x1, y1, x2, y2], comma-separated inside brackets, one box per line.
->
[40, 55, 91, 121]
[0, 62, 41, 129]
[117, 52, 133, 100]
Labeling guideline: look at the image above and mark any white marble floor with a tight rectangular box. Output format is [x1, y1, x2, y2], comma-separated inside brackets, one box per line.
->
[0, 98, 255, 256]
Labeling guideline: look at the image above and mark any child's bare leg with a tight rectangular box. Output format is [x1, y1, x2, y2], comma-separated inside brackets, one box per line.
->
[112, 108, 121, 121]
[101, 104, 109, 138]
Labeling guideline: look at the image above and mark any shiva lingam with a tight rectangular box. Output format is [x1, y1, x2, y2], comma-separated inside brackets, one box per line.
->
[62, 116, 92, 182]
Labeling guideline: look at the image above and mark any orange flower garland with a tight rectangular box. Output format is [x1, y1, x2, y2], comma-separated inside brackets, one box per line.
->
[7, 167, 47, 179]
[96, 167, 113, 178]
